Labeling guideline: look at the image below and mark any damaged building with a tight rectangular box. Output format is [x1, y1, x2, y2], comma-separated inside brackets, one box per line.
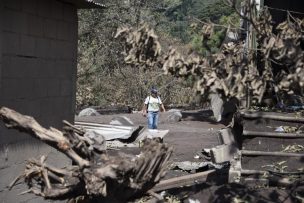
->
[0, 0, 103, 202]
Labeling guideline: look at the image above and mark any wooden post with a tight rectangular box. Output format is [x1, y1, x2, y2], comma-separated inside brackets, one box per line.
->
[242, 150, 304, 157]
[243, 130, 304, 138]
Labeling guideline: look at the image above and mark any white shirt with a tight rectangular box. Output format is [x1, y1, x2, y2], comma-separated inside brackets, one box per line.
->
[145, 96, 162, 112]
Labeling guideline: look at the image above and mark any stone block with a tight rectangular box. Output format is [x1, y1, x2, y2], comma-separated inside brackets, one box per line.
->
[22, 0, 38, 14]
[69, 20, 78, 42]
[20, 34, 36, 56]
[41, 59, 57, 77]
[51, 0, 63, 20]
[228, 168, 241, 183]
[63, 4, 76, 22]
[37, 0, 51, 18]
[41, 114, 63, 128]
[27, 14, 44, 37]
[27, 99, 42, 118]
[43, 18, 57, 39]
[2, 31, 20, 55]
[209, 93, 223, 122]
[25, 58, 40, 77]
[34, 58, 50, 77]
[3, 56, 37, 78]
[3, 9, 27, 33]
[218, 128, 236, 145]
[2, 56, 20, 77]
[47, 78, 61, 97]
[50, 39, 60, 59]
[56, 21, 69, 41]
[40, 97, 65, 117]
[1, 55, 10, 75]
[62, 96, 74, 117]
[1, 79, 33, 100]
[56, 60, 73, 78]
[36, 38, 51, 58]
[4, 0, 22, 11]
[166, 110, 182, 122]
[210, 144, 238, 163]
[64, 42, 77, 59]
[33, 78, 48, 98]
[60, 79, 72, 96]
[18, 78, 35, 99]
[58, 41, 74, 59]
[1, 78, 20, 99]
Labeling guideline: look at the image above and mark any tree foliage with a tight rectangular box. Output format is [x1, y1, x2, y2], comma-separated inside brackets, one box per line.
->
[76, 0, 200, 109]
[77, 0, 238, 109]
[116, 4, 304, 106]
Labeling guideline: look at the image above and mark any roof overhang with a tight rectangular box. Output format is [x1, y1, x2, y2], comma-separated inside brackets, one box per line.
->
[60, 0, 106, 9]
[263, 0, 304, 24]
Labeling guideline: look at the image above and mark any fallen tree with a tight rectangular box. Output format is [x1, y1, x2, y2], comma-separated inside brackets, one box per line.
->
[0, 107, 172, 202]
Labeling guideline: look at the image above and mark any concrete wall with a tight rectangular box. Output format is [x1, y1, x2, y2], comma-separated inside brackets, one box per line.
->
[0, 1, 2, 91]
[0, 0, 78, 202]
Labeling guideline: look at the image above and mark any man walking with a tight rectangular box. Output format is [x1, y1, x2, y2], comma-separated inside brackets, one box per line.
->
[142, 87, 166, 129]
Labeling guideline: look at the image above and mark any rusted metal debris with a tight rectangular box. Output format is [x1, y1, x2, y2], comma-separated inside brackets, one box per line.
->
[0, 107, 173, 202]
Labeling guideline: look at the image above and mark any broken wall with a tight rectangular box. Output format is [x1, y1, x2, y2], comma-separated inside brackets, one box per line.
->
[0, 0, 78, 202]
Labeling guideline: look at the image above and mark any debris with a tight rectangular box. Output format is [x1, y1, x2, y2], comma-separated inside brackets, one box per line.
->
[78, 108, 100, 117]
[167, 110, 182, 123]
[110, 116, 134, 126]
[171, 161, 228, 172]
[75, 121, 143, 141]
[281, 126, 298, 133]
[171, 161, 208, 171]
[0, 107, 172, 202]
[275, 126, 285, 132]
[188, 198, 201, 203]
[137, 129, 169, 140]
[282, 145, 304, 153]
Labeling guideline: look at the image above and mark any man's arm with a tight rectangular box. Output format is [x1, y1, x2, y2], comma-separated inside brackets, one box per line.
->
[142, 96, 149, 117]
[142, 103, 147, 117]
[160, 103, 166, 112]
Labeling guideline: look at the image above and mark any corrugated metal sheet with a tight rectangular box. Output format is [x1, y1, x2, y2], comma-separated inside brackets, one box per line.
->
[75, 121, 142, 140]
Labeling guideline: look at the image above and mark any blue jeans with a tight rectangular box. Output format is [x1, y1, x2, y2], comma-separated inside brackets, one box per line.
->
[147, 111, 159, 129]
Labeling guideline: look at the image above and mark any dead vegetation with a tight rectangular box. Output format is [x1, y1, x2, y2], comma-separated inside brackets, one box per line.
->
[116, 1, 304, 105]
[0, 107, 172, 202]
